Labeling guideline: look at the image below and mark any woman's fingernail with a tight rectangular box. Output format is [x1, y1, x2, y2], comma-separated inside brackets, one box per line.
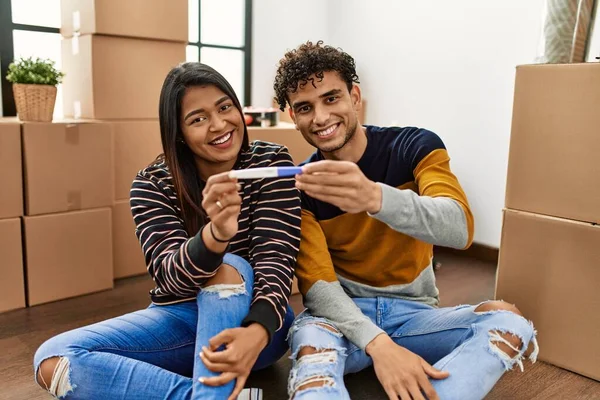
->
[199, 377, 205, 383]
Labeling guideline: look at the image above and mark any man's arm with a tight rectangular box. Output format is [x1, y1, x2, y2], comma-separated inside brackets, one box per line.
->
[296, 208, 384, 349]
[369, 146, 474, 250]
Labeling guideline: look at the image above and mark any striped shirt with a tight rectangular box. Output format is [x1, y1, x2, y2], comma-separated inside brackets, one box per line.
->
[130, 141, 302, 339]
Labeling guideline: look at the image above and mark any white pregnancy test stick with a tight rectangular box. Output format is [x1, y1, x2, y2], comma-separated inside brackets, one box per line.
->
[229, 166, 303, 179]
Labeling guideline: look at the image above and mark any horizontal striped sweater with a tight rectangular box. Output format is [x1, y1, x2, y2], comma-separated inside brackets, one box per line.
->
[130, 141, 302, 339]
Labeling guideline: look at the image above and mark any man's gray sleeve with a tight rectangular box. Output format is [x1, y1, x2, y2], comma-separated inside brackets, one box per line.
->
[304, 280, 384, 350]
[369, 182, 469, 249]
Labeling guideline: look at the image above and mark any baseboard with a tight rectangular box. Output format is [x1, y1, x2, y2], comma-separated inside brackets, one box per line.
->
[435, 242, 499, 264]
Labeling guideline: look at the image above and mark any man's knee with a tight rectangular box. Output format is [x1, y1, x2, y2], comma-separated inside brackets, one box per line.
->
[489, 331, 523, 358]
[204, 263, 243, 287]
[476, 301, 534, 358]
[475, 300, 523, 316]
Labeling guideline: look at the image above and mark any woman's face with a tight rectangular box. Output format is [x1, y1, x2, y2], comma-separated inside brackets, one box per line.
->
[179, 85, 244, 175]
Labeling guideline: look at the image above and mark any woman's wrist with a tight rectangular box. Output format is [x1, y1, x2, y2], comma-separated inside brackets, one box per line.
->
[201, 223, 229, 254]
[246, 323, 269, 348]
[209, 222, 230, 243]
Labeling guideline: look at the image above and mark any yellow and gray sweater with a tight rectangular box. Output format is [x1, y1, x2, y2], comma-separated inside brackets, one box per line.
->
[297, 125, 474, 349]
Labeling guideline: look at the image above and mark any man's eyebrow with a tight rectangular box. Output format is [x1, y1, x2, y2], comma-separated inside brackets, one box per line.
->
[320, 89, 343, 98]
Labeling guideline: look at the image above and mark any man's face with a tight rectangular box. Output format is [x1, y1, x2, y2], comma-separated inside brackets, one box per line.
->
[288, 71, 361, 154]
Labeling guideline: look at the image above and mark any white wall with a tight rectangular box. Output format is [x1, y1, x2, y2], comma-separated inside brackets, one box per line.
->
[324, 0, 546, 247]
[252, 0, 549, 247]
[251, 0, 330, 107]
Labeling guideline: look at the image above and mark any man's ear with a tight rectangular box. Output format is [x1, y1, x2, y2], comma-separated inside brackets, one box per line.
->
[351, 84, 362, 110]
[288, 107, 299, 130]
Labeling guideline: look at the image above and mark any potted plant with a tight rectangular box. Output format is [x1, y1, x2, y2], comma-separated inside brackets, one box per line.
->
[6, 57, 65, 122]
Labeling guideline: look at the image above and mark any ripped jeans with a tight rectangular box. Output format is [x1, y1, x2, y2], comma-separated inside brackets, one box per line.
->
[33, 254, 294, 400]
[288, 298, 538, 400]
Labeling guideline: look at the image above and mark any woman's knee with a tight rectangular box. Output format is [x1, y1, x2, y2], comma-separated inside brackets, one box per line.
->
[204, 263, 244, 286]
[200, 256, 253, 299]
[217, 253, 253, 284]
[34, 336, 74, 395]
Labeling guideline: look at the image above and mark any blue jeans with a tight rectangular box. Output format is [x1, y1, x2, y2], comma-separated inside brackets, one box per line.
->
[288, 298, 538, 400]
[33, 254, 294, 399]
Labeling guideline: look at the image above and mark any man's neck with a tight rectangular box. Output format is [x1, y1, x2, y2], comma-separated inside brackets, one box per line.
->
[323, 125, 368, 163]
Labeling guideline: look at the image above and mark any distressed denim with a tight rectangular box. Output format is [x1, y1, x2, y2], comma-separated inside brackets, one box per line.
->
[288, 297, 538, 400]
[34, 253, 294, 400]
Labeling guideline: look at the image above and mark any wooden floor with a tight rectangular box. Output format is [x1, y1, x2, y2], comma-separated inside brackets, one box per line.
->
[1, 249, 598, 399]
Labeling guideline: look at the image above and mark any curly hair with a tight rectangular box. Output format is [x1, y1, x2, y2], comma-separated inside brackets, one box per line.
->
[273, 41, 360, 111]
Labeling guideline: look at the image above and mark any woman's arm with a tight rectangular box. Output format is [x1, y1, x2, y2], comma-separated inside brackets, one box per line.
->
[241, 147, 302, 341]
[130, 172, 224, 297]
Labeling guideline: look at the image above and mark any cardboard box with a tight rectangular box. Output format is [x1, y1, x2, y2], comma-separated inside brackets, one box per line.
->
[62, 35, 185, 119]
[24, 208, 113, 306]
[506, 63, 600, 224]
[113, 200, 146, 278]
[495, 209, 600, 381]
[0, 218, 25, 313]
[113, 120, 163, 200]
[61, 0, 188, 43]
[248, 124, 316, 165]
[22, 122, 113, 216]
[0, 122, 23, 218]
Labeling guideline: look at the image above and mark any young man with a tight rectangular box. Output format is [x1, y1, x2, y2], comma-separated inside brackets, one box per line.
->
[274, 41, 538, 400]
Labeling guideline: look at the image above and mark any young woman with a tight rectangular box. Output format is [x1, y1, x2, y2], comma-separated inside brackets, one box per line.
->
[33, 63, 301, 400]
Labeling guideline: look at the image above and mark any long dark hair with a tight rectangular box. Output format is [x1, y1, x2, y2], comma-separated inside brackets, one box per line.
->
[158, 62, 249, 236]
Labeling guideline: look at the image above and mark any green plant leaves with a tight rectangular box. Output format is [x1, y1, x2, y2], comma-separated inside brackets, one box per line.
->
[6, 57, 65, 86]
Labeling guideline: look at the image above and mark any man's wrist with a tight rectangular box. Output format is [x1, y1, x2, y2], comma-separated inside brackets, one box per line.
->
[367, 181, 383, 214]
[365, 332, 391, 356]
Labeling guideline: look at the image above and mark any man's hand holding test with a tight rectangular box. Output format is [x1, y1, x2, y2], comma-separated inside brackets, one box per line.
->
[295, 160, 383, 215]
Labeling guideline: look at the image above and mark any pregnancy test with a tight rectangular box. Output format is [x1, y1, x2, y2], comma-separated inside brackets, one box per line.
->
[229, 166, 303, 179]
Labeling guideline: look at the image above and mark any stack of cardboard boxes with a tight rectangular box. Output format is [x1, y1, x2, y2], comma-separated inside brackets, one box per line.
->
[60, 0, 186, 278]
[496, 63, 600, 381]
[0, 119, 114, 308]
[0, 121, 25, 313]
[0, 1, 187, 313]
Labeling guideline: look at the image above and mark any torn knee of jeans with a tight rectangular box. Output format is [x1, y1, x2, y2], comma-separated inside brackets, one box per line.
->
[475, 300, 522, 316]
[287, 318, 344, 344]
[37, 356, 75, 398]
[296, 349, 339, 364]
[201, 283, 246, 298]
[288, 351, 339, 398]
[487, 329, 539, 372]
[314, 322, 340, 335]
[291, 376, 336, 398]
[293, 319, 343, 337]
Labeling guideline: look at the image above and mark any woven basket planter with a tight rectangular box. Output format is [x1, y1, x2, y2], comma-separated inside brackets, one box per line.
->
[12, 83, 57, 122]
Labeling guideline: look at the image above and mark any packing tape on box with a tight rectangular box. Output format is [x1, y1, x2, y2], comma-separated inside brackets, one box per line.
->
[72, 11, 80, 32]
[67, 191, 82, 210]
[65, 124, 79, 145]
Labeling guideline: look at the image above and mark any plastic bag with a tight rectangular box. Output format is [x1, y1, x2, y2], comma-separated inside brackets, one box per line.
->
[535, 0, 596, 63]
